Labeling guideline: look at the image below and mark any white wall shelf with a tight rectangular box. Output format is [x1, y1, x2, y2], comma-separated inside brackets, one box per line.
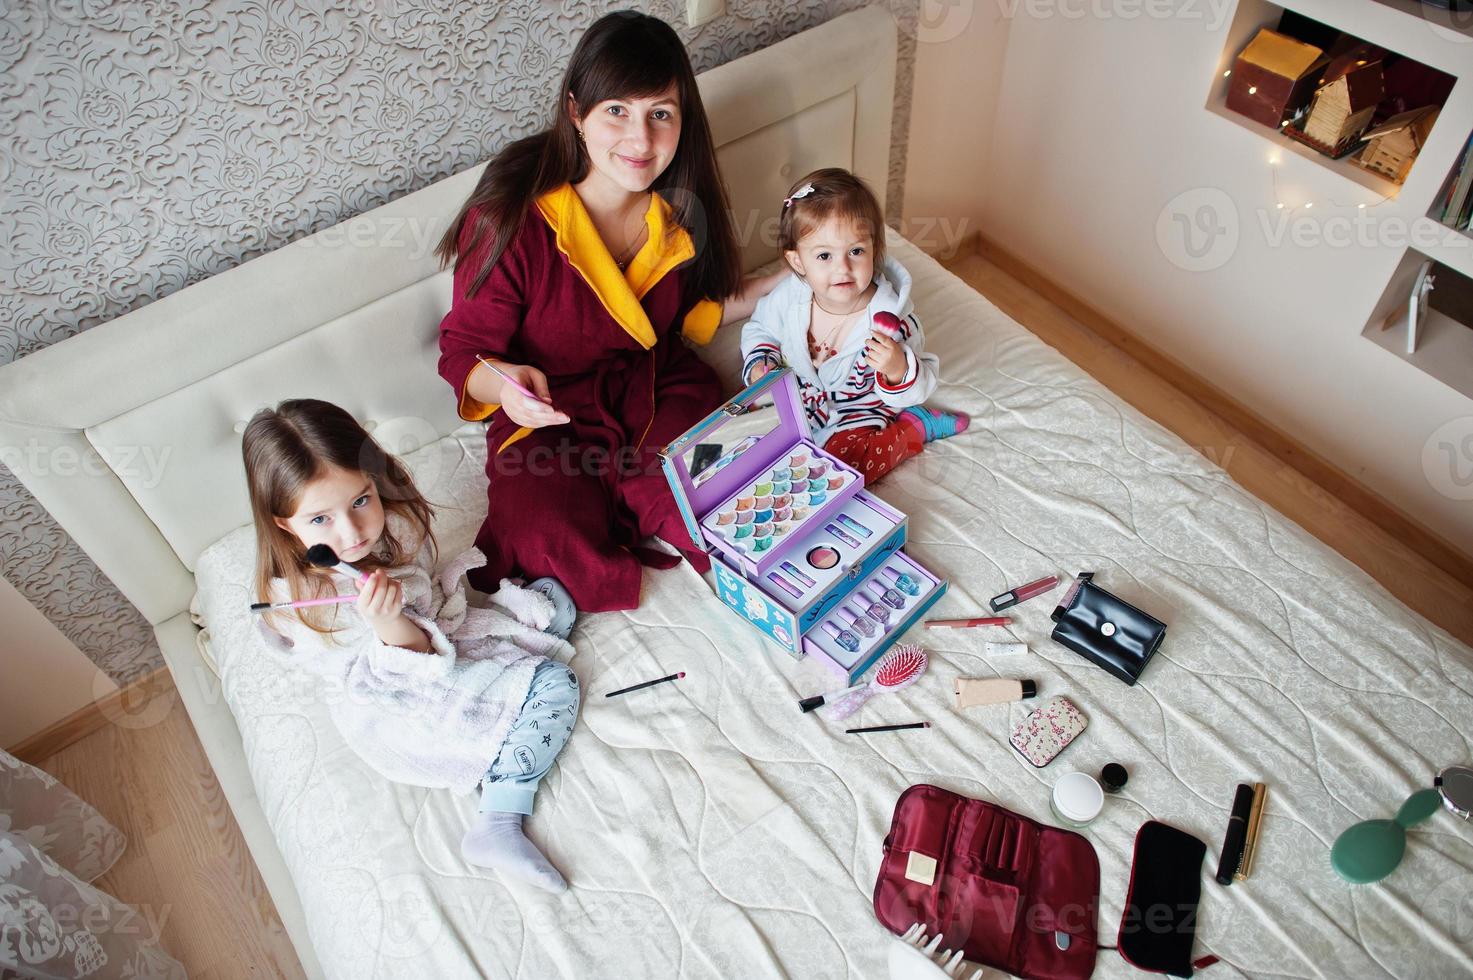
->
[1204, 0, 1461, 200]
[1362, 245, 1473, 398]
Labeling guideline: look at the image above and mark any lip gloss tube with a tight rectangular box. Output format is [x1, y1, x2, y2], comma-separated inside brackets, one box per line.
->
[824, 523, 862, 549]
[767, 573, 803, 599]
[780, 561, 817, 588]
[835, 514, 873, 539]
[990, 574, 1061, 612]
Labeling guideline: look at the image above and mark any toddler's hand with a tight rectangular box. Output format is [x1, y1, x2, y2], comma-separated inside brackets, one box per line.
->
[493, 362, 570, 429]
[748, 361, 774, 384]
[863, 334, 908, 385]
[357, 569, 406, 631]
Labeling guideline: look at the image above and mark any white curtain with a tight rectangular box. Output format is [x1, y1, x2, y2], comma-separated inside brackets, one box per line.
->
[0, 749, 185, 980]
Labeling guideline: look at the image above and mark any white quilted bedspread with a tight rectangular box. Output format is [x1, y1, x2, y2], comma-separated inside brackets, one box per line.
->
[193, 238, 1473, 979]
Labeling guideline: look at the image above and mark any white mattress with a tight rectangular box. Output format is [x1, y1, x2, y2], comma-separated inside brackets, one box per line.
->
[192, 237, 1473, 978]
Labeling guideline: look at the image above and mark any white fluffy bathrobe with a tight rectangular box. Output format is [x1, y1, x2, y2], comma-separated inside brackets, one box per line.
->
[258, 543, 571, 795]
[740, 256, 940, 445]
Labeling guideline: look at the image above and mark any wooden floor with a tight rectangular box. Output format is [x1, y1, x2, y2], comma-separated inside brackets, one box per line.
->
[27, 245, 1473, 980]
[35, 688, 306, 979]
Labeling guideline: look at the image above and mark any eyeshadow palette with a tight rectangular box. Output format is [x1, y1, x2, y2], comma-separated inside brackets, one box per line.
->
[661, 368, 948, 683]
[701, 449, 860, 560]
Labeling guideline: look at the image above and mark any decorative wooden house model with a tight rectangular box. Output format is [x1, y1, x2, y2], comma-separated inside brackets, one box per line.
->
[1226, 28, 1327, 129]
[1302, 47, 1385, 152]
[1357, 105, 1439, 184]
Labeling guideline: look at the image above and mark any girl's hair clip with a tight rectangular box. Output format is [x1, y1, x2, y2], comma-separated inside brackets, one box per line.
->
[782, 184, 815, 210]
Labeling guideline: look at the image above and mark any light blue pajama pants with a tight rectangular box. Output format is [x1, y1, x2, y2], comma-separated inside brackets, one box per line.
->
[478, 659, 580, 815]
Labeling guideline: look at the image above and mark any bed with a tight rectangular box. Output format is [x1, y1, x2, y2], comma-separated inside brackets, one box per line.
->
[2, 7, 1471, 978]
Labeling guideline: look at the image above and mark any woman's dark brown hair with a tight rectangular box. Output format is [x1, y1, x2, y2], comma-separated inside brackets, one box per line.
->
[436, 10, 741, 308]
[243, 399, 436, 634]
[778, 167, 888, 268]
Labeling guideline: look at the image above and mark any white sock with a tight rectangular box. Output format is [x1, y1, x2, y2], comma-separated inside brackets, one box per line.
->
[461, 810, 567, 893]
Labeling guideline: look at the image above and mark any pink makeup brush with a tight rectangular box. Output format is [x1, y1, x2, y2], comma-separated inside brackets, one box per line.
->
[475, 353, 546, 406]
[872, 310, 905, 341]
[799, 643, 929, 720]
[250, 594, 357, 614]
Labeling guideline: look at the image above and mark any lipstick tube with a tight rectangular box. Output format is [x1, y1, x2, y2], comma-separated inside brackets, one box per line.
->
[990, 574, 1061, 612]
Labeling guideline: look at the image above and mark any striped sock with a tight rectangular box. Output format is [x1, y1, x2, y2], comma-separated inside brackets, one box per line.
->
[899, 406, 970, 444]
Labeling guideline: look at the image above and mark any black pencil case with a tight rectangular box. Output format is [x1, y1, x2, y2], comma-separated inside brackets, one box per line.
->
[1118, 821, 1215, 977]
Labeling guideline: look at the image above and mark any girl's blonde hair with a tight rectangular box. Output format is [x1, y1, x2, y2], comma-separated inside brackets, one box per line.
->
[242, 399, 436, 633]
[777, 167, 887, 267]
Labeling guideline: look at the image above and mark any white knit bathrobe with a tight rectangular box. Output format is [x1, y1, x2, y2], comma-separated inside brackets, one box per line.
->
[258, 543, 572, 795]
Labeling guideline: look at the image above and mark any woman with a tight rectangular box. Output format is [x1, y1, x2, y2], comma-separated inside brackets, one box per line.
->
[437, 10, 780, 611]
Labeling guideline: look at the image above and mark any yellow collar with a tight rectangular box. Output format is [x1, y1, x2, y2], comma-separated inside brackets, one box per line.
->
[535, 183, 696, 349]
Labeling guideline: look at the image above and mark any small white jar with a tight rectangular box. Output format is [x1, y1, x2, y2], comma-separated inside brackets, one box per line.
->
[1051, 771, 1105, 828]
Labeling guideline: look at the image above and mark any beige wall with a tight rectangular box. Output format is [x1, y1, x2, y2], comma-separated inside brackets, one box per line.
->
[971, 0, 1473, 556]
[902, 1, 1013, 254]
[0, 574, 118, 749]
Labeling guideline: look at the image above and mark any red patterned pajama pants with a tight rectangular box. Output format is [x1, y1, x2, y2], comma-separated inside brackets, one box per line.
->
[823, 420, 924, 483]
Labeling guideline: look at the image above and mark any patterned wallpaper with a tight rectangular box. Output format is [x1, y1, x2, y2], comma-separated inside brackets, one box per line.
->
[0, 0, 918, 684]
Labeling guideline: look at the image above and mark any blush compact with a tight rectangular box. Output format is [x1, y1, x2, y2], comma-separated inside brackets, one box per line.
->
[807, 546, 840, 570]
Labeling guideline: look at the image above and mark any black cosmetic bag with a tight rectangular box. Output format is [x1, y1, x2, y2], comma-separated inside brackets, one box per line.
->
[1050, 572, 1166, 686]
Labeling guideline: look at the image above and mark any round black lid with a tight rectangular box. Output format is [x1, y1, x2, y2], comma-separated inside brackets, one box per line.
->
[1101, 763, 1129, 792]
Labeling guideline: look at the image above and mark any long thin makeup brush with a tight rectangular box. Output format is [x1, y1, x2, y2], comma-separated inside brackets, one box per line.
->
[250, 594, 357, 614]
[249, 544, 367, 613]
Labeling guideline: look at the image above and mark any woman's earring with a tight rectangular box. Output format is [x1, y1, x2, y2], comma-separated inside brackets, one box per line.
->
[576, 129, 586, 142]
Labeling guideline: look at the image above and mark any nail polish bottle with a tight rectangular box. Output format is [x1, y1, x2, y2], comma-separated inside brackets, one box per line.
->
[842, 606, 878, 638]
[822, 620, 860, 653]
[869, 582, 906, 611]
[860, 589, 891, 625]
[883, 566, 921, 596]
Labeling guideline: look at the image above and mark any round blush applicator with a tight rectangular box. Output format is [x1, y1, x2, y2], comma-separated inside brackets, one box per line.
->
[305, 544, 370, 583]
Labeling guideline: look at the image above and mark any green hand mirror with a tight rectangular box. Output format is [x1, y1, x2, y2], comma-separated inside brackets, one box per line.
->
[1332, 766, 1473, 884]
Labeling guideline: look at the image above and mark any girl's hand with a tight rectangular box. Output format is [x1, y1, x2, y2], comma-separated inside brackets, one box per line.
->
[356, 569, 406, 631]
[747, 361, 773, 384]
[490, 362, 570, 429]
[863, 334, 908, 385]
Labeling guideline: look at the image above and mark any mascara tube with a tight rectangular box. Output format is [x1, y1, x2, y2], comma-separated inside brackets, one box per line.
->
[1215, 783, 1256, 885]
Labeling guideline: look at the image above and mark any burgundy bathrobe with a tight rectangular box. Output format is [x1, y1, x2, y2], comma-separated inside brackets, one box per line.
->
[438, 183, 725, 612]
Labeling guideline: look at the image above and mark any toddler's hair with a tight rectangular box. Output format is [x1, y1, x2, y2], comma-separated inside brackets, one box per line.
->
[242, 398, 436, 633]
[778, 167, 887, 267]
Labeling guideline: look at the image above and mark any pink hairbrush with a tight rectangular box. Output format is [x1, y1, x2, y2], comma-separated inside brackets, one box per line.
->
[797, 643, 929, 720]
[872, 310, 904, 341]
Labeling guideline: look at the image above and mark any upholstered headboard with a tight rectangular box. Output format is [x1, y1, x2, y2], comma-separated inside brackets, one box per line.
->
[0, 6, 897, 628]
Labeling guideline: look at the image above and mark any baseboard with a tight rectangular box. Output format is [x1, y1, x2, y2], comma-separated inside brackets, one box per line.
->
[965, 233, 1473, 588]
[7, 666, 175, 764]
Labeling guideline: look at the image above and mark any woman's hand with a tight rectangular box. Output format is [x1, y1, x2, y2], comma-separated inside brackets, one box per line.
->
[720, 269, 790, 327]
[357, 569, 431, 651]
[863, 334, 908, 386]
[485, 361, 571, 428]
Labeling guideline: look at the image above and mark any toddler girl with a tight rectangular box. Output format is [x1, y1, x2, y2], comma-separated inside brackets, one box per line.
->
[243, 398, 579, 893]
[741, 168, 967, 481]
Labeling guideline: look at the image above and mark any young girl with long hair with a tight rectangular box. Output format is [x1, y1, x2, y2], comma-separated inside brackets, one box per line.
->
[244, 398, 579, 892]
